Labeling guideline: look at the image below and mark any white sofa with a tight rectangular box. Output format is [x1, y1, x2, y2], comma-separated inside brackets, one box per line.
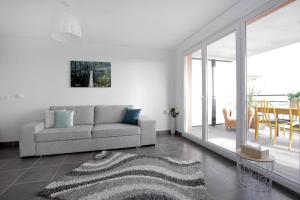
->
[19, 105, 156, 157]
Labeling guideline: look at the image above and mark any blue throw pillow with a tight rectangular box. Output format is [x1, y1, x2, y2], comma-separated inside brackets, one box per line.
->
[122, 108, 141, 125]
[54, 110, 74, 128]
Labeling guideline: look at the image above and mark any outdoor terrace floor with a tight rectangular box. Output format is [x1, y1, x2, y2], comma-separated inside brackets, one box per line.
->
[191, 125, 300, 184]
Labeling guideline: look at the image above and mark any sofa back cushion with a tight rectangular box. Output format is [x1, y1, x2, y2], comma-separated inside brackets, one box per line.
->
[95, 105, 130, 124]
[50, 105, 94, 125]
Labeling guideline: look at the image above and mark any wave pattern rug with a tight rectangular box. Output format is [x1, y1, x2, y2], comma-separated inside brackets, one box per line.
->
[38, 151, 207, 200]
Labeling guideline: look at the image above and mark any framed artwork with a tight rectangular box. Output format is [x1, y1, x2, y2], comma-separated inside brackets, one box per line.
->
[71, 61, 111, 88]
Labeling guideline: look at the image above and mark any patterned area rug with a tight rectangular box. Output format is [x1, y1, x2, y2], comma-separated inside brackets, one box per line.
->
[38, 151, 207, 200]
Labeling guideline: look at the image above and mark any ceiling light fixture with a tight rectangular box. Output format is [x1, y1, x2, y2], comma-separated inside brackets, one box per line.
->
[51, 1, 82, 43]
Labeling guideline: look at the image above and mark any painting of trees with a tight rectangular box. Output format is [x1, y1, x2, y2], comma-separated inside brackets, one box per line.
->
[98, 70, 111, 87]
[71, 61, 111, 88]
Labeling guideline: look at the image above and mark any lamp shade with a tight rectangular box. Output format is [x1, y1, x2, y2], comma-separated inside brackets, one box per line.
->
[51, 12, 82, 42]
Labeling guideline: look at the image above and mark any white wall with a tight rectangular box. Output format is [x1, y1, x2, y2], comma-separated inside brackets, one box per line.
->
[0, 37, 175, 142]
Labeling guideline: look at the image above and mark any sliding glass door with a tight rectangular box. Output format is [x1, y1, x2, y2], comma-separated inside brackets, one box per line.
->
[246, 0, 300, 183]
[207, 32, 237, 151]
[183, 0, 300, 190]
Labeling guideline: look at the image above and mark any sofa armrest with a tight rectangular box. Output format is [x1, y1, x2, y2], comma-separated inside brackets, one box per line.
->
[138, 115, 156, 146]
[19, 121, 44, 157]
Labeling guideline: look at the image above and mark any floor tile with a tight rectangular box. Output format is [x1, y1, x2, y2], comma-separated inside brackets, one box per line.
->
[0, 160, 9, 168]
[33, 154, 66, 167]
[204, 153, 236, 170]
[162, 143, 207, 160]
[0, 134, 298, 200]
[0, 186, 8, 196]
[16, 166, 59, 184]
[205, 167, 241, 197]
[158, 141, 189, 152]
[216, 165, 239, 183]
[0, 181, 48, 200]
[160, 149, 191, 161]
[63, 152, 92, 164]
[138, 146, 165, 156]
[156, 134, 182, 145]
[0, 158, 38, 171]
[160, 146, 205, 162]
[0, 148, 19, 160]
[114, 147, 140, 154]
[0, 169, 25, 187]
[52, 163, 81, 180]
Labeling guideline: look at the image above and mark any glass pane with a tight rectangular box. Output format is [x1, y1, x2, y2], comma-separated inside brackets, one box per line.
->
[185, 49, 202, 139]
[207, 32, 236, 151]
[246, 0, 300, 183]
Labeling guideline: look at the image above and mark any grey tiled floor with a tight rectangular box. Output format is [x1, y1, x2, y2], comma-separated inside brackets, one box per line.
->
[0, 134, 298, 200]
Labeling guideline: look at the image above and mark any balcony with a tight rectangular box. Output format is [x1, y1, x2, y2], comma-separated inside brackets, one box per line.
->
[191, 94, 300, 184]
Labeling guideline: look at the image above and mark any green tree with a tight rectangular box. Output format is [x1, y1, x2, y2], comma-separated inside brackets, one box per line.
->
[98, 71, 111, 87]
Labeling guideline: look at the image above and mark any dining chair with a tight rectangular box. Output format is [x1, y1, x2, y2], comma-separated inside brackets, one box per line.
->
[255, 100, 289, 143]
[287, 100, 300, 150]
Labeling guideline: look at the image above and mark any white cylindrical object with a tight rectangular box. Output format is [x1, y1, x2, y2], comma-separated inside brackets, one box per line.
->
[170, 117, 176, 135]
[51, 12, 82, 42]
[15, 93, 25, 99]
[89, 70, 93, 87]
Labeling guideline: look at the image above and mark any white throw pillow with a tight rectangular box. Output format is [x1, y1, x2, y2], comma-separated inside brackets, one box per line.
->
[45, 110, 55, 128]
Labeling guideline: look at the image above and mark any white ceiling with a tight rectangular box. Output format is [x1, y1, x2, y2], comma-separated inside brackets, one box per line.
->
[247, 0, 300, 57]
[192, 0, 300, 60]
[0, 0, 241, 50]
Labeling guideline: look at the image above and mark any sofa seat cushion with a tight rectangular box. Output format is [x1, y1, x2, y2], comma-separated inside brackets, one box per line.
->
[92, 123, 140, 138]
[35, 125, 92, 142]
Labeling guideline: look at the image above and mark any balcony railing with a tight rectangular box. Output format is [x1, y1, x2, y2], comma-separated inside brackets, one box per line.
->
[252, 94, 289, 104]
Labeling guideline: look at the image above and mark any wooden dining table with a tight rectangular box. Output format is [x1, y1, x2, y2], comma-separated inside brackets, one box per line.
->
[255, 106, 298, 138]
